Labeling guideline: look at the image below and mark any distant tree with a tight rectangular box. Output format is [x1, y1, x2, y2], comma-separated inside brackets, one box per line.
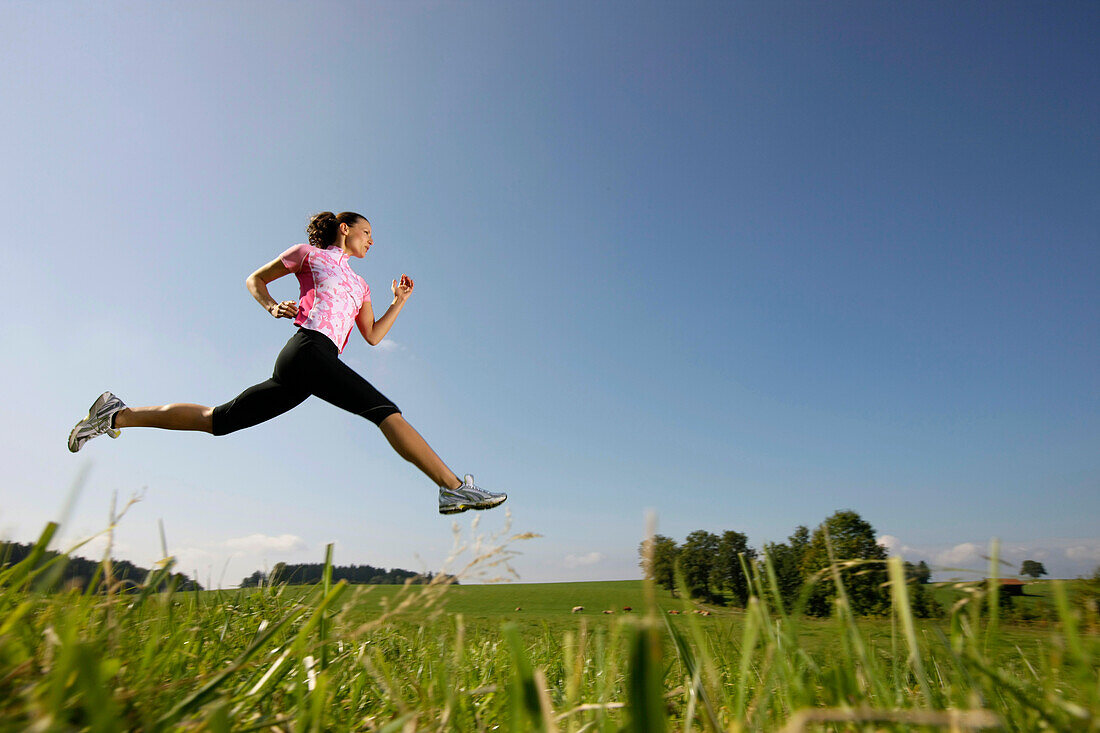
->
[240, 570, 266, 588]
[801, 510, 888, 617]
[680, 530, 721, 600]
[242, 562, 447, 588]
[714, 530, 756, 607]
[902, 561, 940, 618]
[763, 526, 810, 609]
[1020, 560, 1047, 579]
[905, 560, 932, 584]
[638, 535, 680, 594]
[790, 525, 810, 554]
[0, 541, 202, 593]
[908, 582, 941, 618]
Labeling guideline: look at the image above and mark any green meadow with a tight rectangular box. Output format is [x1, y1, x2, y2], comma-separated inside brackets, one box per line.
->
[2, 523, 1098, 731]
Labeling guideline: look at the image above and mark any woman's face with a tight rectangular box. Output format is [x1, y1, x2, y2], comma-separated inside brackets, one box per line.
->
[342, 218, 373, 258]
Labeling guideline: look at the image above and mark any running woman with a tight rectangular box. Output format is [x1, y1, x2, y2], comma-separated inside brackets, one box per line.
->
[68, 211, 507, 516]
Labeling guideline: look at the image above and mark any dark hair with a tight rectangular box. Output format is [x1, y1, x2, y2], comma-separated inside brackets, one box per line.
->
[307, 211, 366, 248]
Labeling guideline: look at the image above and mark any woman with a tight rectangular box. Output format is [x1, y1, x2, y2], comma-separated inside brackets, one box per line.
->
[68, 211, 506, 516]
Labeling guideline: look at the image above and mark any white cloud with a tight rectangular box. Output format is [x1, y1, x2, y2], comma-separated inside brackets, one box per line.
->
[563, 552, 604, 568]
[936, 542, 985, 568]
[222, 533, 307, 553]
[173, 546, 218, 564]
[877, 534, 902, 554]
[373, 340, 403, 353]
[1065, 542, 1100, 564]
[56, 533, 130, 559]
[866, 536, 1100, 581]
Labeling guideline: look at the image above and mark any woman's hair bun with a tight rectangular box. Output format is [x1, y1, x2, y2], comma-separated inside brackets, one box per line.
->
[307, 211, 339, 248]
[306, 211, 366, 248]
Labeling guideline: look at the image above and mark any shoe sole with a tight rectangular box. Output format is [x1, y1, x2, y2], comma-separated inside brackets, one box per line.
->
[438, 495, 508, 515]
[69, 423, 122, 452]
[68, 392, 122, 453]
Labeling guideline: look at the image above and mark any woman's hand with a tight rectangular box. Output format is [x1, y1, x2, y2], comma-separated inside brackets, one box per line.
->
[269, 300, 299, 319]
[392, 274, 414, 303]
[363, 275, 413, 345]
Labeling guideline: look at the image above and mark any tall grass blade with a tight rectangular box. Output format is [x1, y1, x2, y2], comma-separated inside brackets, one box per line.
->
[156, 608, 300, 727]
[887, 556, 932, 706]
[733, 596, 762, 722]
[504, 622, 555, 732]
[321, 542, 334, 670]
[625, 621, 667, 733]
[0, 521, 59, 589]
[985, 538, 1001, 649]
[664, 616, 721, 732]
[1050, 580, 1086, 666]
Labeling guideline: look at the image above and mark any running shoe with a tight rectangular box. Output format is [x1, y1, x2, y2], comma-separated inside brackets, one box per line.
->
[438, 474, 507, 515]
[68, 391, 126, 453]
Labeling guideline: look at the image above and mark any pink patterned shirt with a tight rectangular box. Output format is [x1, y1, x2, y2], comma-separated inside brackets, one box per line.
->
[279, 243, 371, 353]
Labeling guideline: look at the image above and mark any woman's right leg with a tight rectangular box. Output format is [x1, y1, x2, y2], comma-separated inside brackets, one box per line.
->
[379, 414, 462, 489]
[112, 378, 308, 436]
[71, 333, 313, 450]
[114, 332, 314, 437]
[293, 336, 462, 489]
[114, 404, 213, 432]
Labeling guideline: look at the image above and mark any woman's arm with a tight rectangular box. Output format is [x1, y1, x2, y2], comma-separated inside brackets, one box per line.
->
[246, 257, 298, 319]
[356, 274, 414, 345]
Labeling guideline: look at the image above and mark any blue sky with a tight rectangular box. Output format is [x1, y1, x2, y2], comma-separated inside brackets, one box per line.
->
[1, 2, 1097, 585]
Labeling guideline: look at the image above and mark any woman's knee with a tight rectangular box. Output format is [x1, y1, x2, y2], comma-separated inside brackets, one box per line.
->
[379, 412, 405, 432]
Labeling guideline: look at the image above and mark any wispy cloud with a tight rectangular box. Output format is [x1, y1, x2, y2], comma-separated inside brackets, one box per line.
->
[563, 551, 605, 568]
[167, 534, 311, 588]
[373, 339, 403, 353]
[937, 542, 987, 569]
[222, 533, 307, 553]
[1065, 543, 1100, 564]
[877, 535, 1100, 580]
[877, 535, 902, 554]
[55, 533, 130, 559]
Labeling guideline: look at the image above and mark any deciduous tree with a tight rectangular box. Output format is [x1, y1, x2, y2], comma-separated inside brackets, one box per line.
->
[905, 560, 932, 584]
[680, 530, 720, 600]
[638, 535, 680, 593]
[714, 530, 756, 607]
[1020, 560, 1047, 579]
[801, 510, 888, 617]
[903, 560, 939, 617]
[764, 525, 810, 609]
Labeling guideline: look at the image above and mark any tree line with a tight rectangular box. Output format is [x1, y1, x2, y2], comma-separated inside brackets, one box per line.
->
[639, 509, 938, 617]
[0, 541, 203, 592]
[240, 562, 457, 587]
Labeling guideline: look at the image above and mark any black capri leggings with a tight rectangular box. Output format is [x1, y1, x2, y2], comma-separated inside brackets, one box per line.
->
[211, 327, 400, 436]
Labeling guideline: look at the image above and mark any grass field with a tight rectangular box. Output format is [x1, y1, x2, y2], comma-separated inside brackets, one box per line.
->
[2, 522, 1098, 731]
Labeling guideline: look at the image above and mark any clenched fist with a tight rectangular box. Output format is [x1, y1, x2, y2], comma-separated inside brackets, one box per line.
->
[392, 274, 414, 303]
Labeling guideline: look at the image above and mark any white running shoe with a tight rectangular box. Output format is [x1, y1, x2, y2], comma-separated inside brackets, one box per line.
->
[68, 391, 126, 453]
[438, 474, 507, 515]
